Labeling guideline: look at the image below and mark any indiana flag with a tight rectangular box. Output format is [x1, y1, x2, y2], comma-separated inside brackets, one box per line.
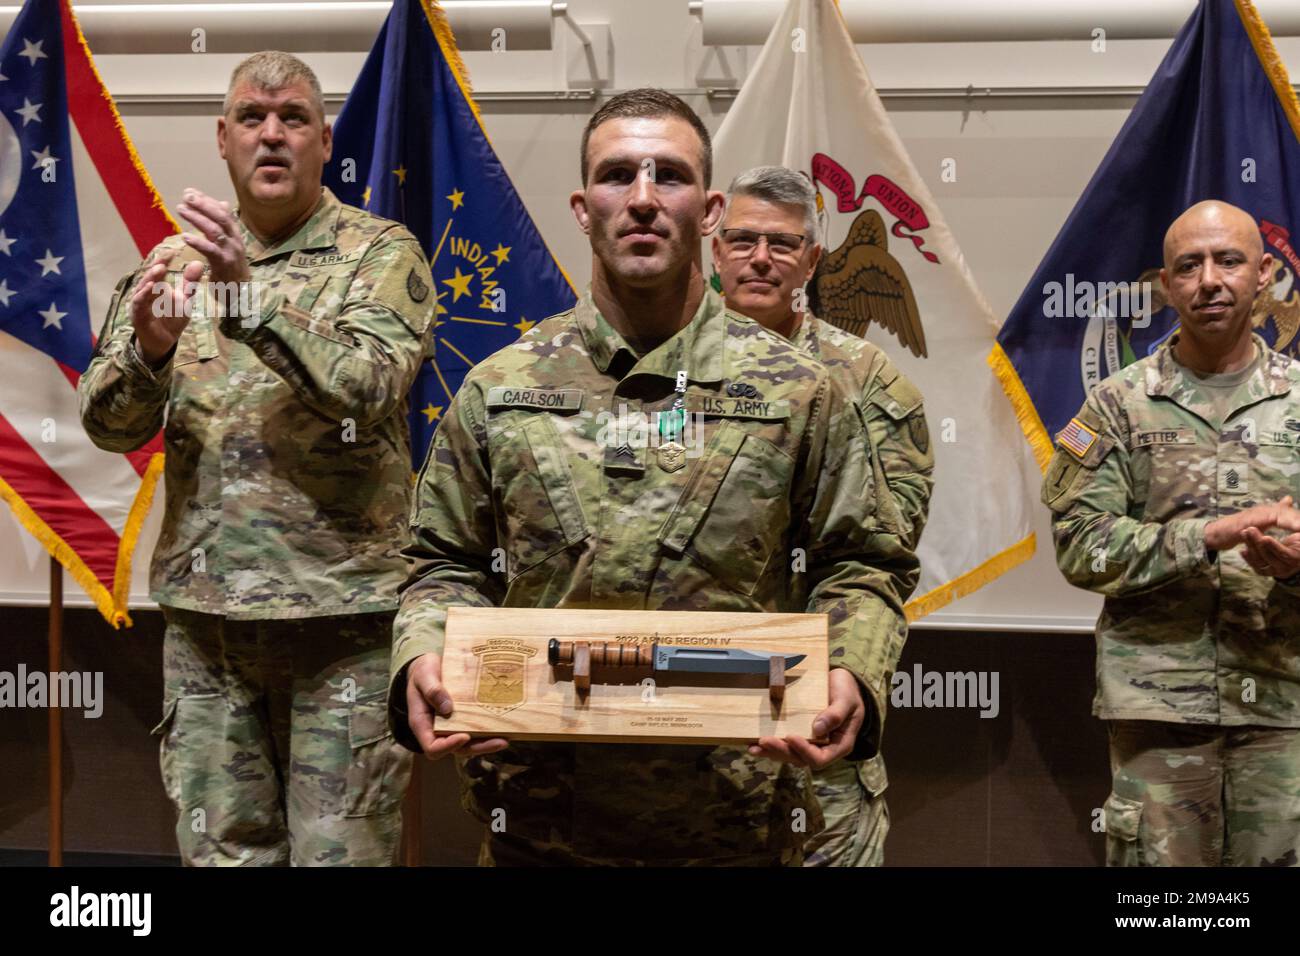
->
[323, 0, 575, 468]
[0, 0, 174, 625]
[996, 0, 1300, 467]
[712, 0, 1037, 619]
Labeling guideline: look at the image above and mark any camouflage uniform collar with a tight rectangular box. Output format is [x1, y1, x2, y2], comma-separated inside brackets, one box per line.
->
[239, 187, 343, 263]
[575, 284, 726, 383]
[1148, 333, 1290, 412]
[789, 314, 821, 357]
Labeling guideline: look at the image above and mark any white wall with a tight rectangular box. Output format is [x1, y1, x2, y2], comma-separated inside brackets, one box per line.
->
[4, 1, 1299, 630]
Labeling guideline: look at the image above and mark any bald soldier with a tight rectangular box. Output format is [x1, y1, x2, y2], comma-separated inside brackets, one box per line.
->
[1044, 200, 1300, 866]
[79, 52, 433, 865]
[711, 166, 932, 867]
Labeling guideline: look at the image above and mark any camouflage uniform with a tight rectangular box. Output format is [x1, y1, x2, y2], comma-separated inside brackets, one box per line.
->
[390, 286, 917, 865]
[1044, 334, 1300, 867]
[79, 187, 432, 865]
[791, 316, 932, 868]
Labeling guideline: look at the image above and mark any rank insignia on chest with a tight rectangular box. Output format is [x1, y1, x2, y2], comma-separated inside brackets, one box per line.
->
[1219, 461, 1248, 496]
[1057, 417, 1099, 459]
[657, 441, 687, 472]
[604, 442, 644, 475]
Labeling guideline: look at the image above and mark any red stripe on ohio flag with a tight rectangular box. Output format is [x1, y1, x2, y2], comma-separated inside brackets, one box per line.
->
[60, 0, 175, 258]
[0, 411, 119, 582]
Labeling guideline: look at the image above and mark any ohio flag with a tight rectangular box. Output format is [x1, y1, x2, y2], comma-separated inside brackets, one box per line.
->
[712, 0, 1037, 619]
[0, 0, 175, 625]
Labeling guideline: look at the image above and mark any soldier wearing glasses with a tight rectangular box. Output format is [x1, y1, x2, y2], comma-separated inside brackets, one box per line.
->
[712, 166, 933, 867]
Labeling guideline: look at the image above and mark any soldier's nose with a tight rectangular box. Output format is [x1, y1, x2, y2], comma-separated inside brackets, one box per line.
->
[260, 114, 286, 143]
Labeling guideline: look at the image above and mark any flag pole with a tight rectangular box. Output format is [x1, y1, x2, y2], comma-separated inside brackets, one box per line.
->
[48, 557, 64, 867]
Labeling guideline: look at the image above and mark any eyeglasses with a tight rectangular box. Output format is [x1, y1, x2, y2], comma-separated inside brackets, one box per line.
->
[719, 228, 807, 260]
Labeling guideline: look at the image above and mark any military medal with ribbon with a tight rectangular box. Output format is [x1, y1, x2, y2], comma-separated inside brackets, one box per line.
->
[657, 370, 688, 473]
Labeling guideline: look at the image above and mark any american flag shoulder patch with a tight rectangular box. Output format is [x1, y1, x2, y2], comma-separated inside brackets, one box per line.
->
[1058, 417, 1099, 459]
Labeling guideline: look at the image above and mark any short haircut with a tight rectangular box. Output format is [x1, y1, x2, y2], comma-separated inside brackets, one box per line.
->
[223, 51, 325, 120]
[579, 88, 712, 187]
[724, 166, 821, 242]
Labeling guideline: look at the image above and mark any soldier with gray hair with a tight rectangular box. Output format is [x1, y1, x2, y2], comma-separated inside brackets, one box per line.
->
[79, 51, 434, 865]
[712, 164, 933, 867]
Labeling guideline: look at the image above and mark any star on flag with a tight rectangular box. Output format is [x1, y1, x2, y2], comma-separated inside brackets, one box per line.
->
[39, 302, 66, 330]
[36, 249, 63, 276]
[442, 266, 473, 302]
[30, 144, 57, 171]
[18, 38, 47, 66]
[14, 97, 41, 125]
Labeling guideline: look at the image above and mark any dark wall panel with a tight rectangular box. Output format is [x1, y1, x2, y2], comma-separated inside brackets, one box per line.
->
[0, 608, 1108, 866]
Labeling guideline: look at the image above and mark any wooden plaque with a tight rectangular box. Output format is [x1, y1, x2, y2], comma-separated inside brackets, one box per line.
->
[436, 606, 829, 745]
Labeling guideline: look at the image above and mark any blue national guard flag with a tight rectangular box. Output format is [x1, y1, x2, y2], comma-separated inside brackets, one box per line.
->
[994, 0, 1300, 469]
[324, 0, 576, 467]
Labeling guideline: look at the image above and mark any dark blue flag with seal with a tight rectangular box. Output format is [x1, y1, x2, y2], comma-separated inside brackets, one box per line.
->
[993, 0, 1300, 470]
[324, 0, 576, 468]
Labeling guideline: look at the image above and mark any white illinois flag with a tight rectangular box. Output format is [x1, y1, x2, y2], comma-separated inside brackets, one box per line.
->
[712, 0, 1035, 619]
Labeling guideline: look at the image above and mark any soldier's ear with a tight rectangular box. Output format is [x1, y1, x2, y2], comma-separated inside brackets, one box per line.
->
[570, 189, 590, 234]
[217, 116, 228, 160]
[321, 122, 333, 164]
[1258, 252, 1274, 295]
[700, 190, 726, 235]
[805, 243, 823, 283]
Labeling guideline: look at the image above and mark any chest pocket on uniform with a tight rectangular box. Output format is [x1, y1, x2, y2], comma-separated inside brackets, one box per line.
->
[170, 278, 220, 368]
[490, 411, 590, 581]
[658, 420, 794, 596]
[1252, 427, 1300, 501]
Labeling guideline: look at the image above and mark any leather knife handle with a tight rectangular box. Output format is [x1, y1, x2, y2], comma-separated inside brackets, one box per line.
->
[547, 639, 654, 668]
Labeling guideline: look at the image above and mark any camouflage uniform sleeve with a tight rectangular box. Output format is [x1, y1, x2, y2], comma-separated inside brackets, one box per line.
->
[1043, 392, 1215, 595]
[800, 376, 919, 760]
[221, 229, 435, 427]
[77, 266, 173, 453]
[860, 353, 934, 575]
[387, 382, 505, 751]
